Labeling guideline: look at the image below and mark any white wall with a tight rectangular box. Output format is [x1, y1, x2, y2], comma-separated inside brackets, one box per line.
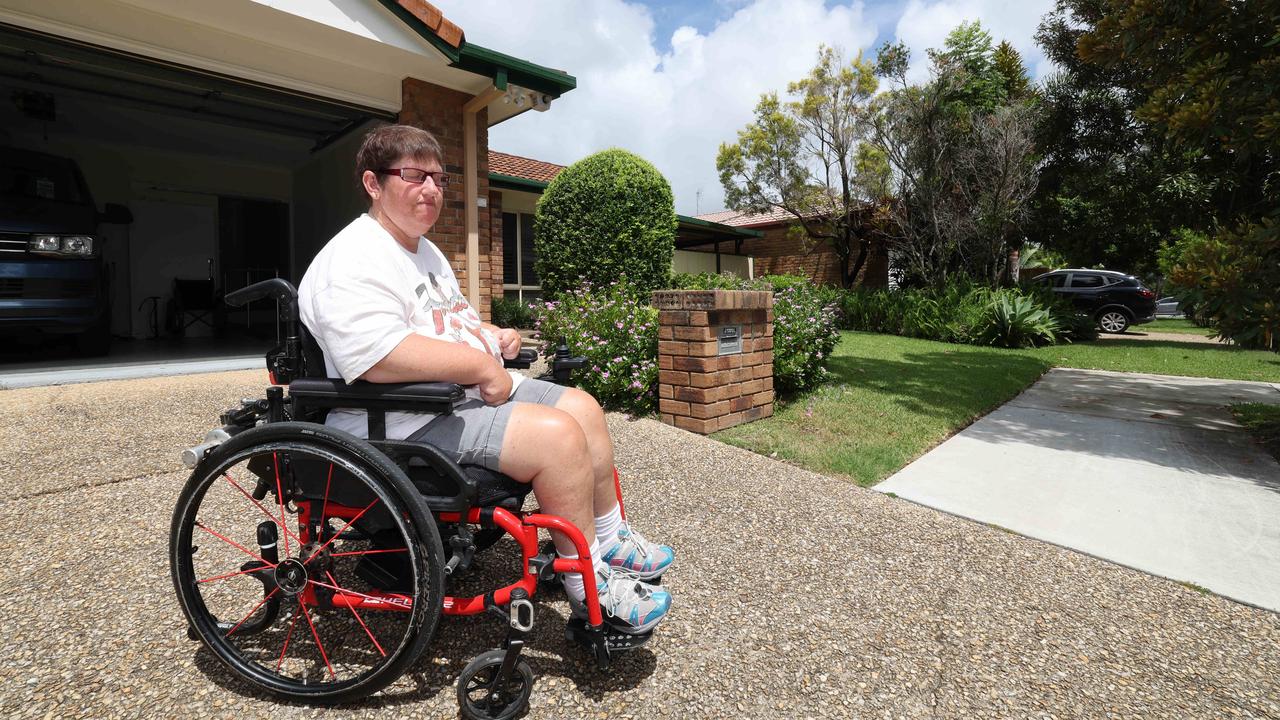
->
[674, 249, 752, 278]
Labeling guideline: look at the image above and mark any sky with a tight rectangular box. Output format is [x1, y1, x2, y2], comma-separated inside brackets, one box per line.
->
[432, 0, 1058, 216]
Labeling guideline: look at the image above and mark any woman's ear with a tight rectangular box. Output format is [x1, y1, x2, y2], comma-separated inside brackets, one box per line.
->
[361, 170, 381, 200]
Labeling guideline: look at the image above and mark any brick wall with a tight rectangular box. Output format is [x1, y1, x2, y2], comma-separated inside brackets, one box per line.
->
[399, 78, 503, 320]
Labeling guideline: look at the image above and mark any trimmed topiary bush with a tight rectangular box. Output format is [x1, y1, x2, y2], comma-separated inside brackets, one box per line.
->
[534, 149, 677, 299]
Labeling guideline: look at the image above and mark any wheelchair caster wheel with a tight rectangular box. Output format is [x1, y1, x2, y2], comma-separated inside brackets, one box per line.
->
[457, 649, 534, 720]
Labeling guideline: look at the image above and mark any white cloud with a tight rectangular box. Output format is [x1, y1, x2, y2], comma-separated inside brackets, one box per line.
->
[434, 0, 878, 214]
[432, 0, 1055, 215]
[893, 0, 1056, 83]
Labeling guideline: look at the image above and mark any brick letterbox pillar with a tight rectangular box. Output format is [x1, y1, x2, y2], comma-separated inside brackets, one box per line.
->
[651, 289, 775, 434]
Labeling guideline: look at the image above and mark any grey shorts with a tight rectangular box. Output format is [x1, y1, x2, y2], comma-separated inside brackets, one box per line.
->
[404, 378, 566, 471]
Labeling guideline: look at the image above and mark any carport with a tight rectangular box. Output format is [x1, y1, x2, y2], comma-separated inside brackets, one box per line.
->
[0, 0, 574, 368]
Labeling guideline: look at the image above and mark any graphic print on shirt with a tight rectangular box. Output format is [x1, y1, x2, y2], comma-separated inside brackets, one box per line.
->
[415, 272, 497, 356]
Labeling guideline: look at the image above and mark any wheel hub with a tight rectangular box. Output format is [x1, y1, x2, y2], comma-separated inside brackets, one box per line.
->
[274, 558, 308, 594]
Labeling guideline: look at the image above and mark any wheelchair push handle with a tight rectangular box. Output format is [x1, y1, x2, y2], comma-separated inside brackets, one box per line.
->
[224, 278, 299, 323]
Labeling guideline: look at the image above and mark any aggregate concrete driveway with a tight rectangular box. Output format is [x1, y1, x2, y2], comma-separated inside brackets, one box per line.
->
[2, 371, 1279, 719]
[878, 368, 1280, 612]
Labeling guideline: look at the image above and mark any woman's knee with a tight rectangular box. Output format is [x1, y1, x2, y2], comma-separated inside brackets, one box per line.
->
[499, 405, 590, 479]
[556, 387, 605, 427]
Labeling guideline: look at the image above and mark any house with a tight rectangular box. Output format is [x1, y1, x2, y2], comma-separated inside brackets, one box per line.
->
[487, 150, 762, 302]
[0, 0, 571, 338]
[691, 208, 890, 288]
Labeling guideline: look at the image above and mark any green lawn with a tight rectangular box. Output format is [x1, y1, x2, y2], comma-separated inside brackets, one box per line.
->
[1144, 317, 1217, 336]
[716, 331, 1280, 486]
[1232, 403, 1280, 465]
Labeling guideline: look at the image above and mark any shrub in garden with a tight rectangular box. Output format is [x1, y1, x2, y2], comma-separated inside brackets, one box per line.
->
[1167, 222, 1279, 351]
[771, 282, 841, 393]
[489, 296, 538, 329]
[534, 279, 658, 414]
[972, 292, 1060, 348]
[534, 149, 677, 299]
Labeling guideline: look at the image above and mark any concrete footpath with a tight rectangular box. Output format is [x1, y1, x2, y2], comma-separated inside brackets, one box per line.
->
[878, 368, 1280, 611]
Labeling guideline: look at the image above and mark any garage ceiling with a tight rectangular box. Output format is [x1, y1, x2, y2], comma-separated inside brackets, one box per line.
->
[0, 22, 394, 153]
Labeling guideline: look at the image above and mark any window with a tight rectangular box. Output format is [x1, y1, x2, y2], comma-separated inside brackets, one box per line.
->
[502, 212, 540, 302]
[1037, 273, 1067, 288]
[1070, 273, 1104, 289]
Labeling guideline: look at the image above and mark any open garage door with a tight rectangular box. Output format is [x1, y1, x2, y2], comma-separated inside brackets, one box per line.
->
[0, 22, 393, 352]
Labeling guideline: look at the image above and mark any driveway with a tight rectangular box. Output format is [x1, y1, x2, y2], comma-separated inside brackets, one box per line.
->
[2, 371, 1279, 718]
[878, 368, 1280, 611]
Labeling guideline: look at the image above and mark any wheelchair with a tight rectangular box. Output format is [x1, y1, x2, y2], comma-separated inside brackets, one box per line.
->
[169, 278, 657, 719]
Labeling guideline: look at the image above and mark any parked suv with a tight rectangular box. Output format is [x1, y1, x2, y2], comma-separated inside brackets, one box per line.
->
[0, 148, 132, 354]
[1032, 269, 1157, 333]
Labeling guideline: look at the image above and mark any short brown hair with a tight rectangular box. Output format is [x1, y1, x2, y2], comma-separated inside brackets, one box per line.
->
[354, 124, 443, 198]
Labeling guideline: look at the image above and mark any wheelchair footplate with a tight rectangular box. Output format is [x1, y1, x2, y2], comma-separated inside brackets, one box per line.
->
[565, 617, 654, 670]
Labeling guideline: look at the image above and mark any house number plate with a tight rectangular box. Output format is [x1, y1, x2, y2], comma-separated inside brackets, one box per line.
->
[717, 325, 743, 355]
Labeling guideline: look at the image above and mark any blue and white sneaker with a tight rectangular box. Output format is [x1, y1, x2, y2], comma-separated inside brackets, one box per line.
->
[569, 566, 672, 634]
[599, 525, 674, 580]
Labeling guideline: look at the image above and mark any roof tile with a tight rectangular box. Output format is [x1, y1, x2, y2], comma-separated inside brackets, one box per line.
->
[489, 150, 565, 184]
[693, 207, 797, 227]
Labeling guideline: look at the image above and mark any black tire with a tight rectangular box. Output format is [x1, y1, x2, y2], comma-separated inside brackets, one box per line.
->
[457, 649, 534, 720]
[171, 422, 445, 704]
[1096, 309, 1130, 334]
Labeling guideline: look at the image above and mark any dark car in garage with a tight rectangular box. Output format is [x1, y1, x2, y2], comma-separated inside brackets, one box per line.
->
[1032, 269, 1158, 333]
[0, 148, 131, 354]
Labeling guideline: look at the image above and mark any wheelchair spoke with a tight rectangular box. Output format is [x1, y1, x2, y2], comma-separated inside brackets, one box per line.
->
[197, 566, 267, 584]
[326, 571, 386, 657]
[276, 610, 300, 671]
[303, 499, 379, 564]
[297, 599, 336, 680]
[194, 521, 276, 568]
[222, 472, 304, 549]
[225, 586, 281, 637]
[319, 463, 334, 529]
[272, 452, 290, 557]
[307, 578, 395, 606]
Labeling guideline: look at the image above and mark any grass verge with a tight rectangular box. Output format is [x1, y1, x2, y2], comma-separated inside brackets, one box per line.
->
[715, 331, 1280, 487]
[1145, 318, 1217, 336]
[1231, 403, 1280, 465]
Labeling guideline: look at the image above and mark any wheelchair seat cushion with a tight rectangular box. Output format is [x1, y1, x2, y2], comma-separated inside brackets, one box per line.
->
[409, 463, 532, 510]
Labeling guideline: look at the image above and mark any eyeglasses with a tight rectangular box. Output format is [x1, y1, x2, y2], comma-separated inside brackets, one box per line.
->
[378, 168, 450, 187]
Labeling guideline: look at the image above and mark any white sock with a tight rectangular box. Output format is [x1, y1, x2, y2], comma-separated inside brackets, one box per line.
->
[560, 538, 602, 603]
[594, 504, 624, 548]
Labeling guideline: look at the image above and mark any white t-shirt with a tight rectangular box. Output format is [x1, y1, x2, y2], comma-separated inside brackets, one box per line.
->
[298, 213, 523, 439]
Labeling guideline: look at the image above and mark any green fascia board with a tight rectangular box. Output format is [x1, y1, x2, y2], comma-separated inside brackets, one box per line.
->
[454, 43, 576, 97]
[373, 0, 575, 97]
[677, 214, 764, 238]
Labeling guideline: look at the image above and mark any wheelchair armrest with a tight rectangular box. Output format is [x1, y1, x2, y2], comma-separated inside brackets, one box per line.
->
[503, 348, 538, 370]
[288, 378, 465, 415]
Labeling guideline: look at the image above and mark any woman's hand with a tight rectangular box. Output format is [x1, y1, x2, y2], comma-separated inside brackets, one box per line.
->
[494, 327, 523, 359]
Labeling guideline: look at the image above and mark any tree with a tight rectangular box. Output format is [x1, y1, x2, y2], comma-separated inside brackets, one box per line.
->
[533, 149, 676, 298]
[716, 46, 882, 288]
[871, 28, 1039, 286]
[992, 41, 1031, 102]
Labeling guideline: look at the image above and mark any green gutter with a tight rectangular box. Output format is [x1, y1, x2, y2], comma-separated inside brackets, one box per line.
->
[677, 214, 764, 238]
[455, 44, 576, 98]
[374, 0, 576, 98]
[489, 173, 550, 193]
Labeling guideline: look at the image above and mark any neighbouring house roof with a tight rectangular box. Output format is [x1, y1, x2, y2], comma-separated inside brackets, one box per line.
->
[489, 150, 565, 185]
[694, 207, 798, 227]
[486, 150, 763, 241]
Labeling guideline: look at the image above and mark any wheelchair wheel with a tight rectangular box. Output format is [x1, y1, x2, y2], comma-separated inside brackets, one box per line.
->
[170, 422, 445, 704]
[456, 649, 534, 720]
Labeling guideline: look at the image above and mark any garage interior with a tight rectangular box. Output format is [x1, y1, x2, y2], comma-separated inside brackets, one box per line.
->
[0, 21, 390, 363]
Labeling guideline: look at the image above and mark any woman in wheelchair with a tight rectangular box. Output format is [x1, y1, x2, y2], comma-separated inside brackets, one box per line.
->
[170, 124, 672, 717]
[299, 123, 673, 628]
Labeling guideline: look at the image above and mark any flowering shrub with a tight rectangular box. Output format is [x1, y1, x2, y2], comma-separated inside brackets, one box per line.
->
[770, 282, 841, 393]
[534, 279, 659, 414]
